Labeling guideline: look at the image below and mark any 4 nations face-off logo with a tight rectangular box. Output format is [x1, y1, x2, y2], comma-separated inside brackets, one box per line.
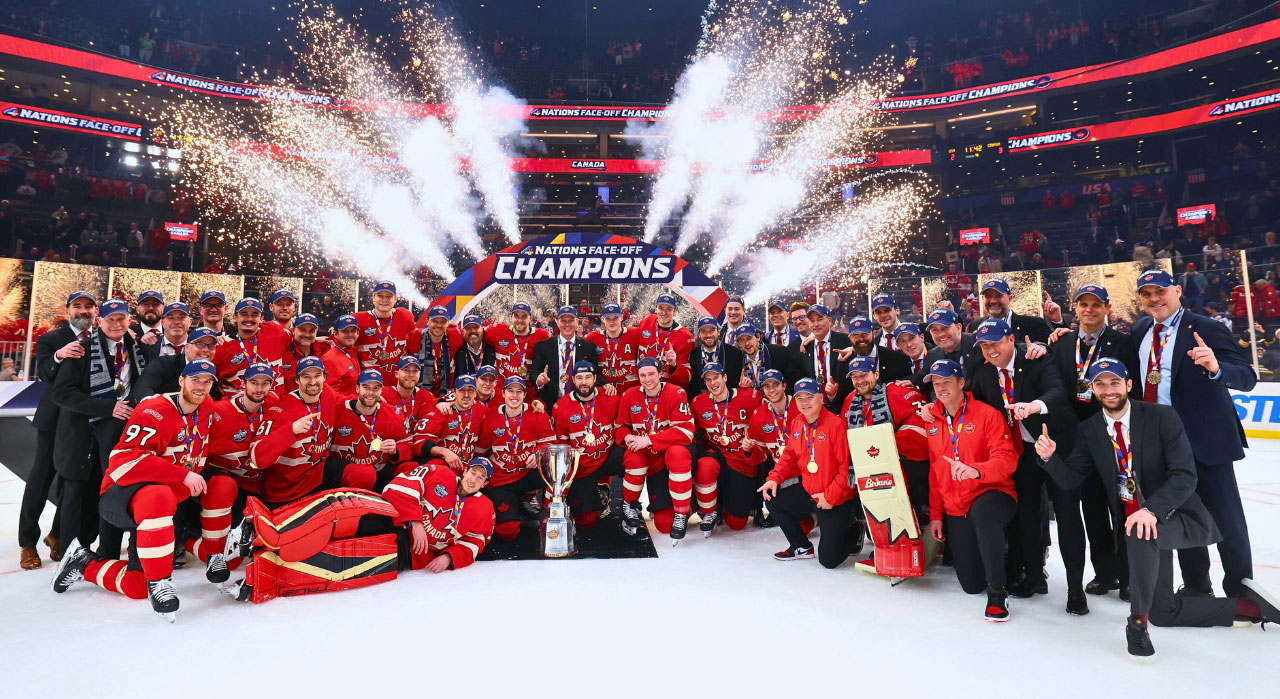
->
[1209, 90, 1280, 118]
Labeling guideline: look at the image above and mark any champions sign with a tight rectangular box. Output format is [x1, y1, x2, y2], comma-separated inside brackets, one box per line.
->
[0, 101, 144, 140]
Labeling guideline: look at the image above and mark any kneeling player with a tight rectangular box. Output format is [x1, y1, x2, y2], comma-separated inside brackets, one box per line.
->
[690, 362, 763, 536]
[417, 374, 488, 472]
[479, 376, 554, 541]
[52, 360, 221, 622]
[552, 361, 624, 528]
[616, 358, 694, 540]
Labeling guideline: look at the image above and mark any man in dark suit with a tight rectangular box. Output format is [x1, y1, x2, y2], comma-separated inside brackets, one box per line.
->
[844, 316, 911, 383]
[966, 317, 1082, 605]
[1035, 359, 1278, 661]
[51, 299, 146, 556]
[1048, 284, 1142, 599]
[732, 324, 810, 391]
[788, 304, 852, 411]
[871, 292, 927, 352]
[890, 323, 931, 389]
[17, 291, 98, 569]
[688, 316, 743, 397]
[130, 327, 222, 401]
[530, 306, 601, 409]
[764, 300, 800, 346]
[1130, 269, 1257, 599]
[920, 308, 982, 400]
[966, 278, 1051, 344]
[453, 314, 496, 377]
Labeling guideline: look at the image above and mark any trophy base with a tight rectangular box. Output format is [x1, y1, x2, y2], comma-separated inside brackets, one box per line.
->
[539, 503, 577, 558]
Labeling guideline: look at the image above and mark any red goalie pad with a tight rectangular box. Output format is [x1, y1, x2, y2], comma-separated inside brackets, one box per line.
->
[245, 533, 400, 604]
[863, 511, 926, 578]
[245, 489, 399, 562]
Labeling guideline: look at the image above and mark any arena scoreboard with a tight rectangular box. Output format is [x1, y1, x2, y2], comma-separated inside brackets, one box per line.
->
[948, 141, 1005, 161]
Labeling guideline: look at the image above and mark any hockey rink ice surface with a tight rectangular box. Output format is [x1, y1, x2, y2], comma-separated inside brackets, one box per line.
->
[1, 444, 1277, 696]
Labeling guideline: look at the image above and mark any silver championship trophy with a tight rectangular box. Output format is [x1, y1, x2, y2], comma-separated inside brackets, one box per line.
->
[538, 444, 581, 558]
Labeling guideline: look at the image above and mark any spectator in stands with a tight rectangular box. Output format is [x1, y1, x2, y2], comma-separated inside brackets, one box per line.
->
[1180, 262, 1208, 314]
[1176, 227, 1202, 260]
[138, 32, 155, 62]
[78, 221, 100, 255]
[124, 222, 144, 257]
[1132, 236, 1154, 266]
[0, 356, 19, 381]
[1203, 236, 1225, 264]
[117, 28, 131, 58]
[1155, 241, 1182, 268]
[99, 223, 118, 253]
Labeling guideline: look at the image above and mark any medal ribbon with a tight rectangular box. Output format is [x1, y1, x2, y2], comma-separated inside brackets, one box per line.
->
[375, 315, 392, 351]
[943, 396, 968, 462]
[642, 390, 659, 433]
[448, 496, 466, 527]
[113, 342, 129, 383]
[580, 398, 597, 440]
[513, 332, 532, 373]
[605, 332, 620, 370]
[398, 388, 415, 431]
[358, 405, 378, 445]
[1076, 335, 1099, 385]
[505, 407, 525, 456]
[240, 332, 260, 364]
[1109, 422, 1135, 505]
[457, 405, 475, 451]
[816, 341, 828, 385]
[237, 395, 262, 434]
[744, 353, 759, 387]
[712, 394, 731, 443]
[803, 418, 818, 465]
[429, 340, 444, 390]
[861, 399, 873, 427]
[1146, 322, 1166, 386]
[169, 394, 207, 464]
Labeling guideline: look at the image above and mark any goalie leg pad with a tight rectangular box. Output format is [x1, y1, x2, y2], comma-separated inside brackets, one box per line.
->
[247, 489, 399, 562]
[245, 532, 399, 604]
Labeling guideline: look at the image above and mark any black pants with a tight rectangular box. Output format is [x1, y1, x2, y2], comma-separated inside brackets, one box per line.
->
[485, 470, 545, 524]
[901, 458, 930, 516]
[1177, 459, 1252, 598]
[1129, 533, 1236, 627]
[1012, 444, 1087, 587]
[946, 490, 1016, 594]
[17, 429, 61, 548]
[769, 483, 859, 569]
[566, 446, 624, 514]
[1080, 467, 1124, 584]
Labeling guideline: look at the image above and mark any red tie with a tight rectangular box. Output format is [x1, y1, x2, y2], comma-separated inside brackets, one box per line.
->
[817, 341, 828, 386]
[1114, 422, 1139, 517]
[913, 358, 922, 373]
[1143, 323, 1164, 403]
[168, 343, 184, 354]
[78, 331, 89, 340]
[1000, 367, 1024, 455]
[887, 333, 895, 351]
[774, 330, 783, 344]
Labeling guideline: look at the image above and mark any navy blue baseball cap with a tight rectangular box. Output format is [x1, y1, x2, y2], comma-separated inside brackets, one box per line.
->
[427, 306, 450, 321]
[895, 323, 921, 339]
[848, 316, 875, 334]
[66, 290, 98, 306]
[100, 299, 129, 318]
[767, 299, 786, 311]
[981, 278, 1012, 296]
[1085, 357, 1129, 382]
[847, 355, 878, 375]
[602, 302, 623, 318]
[475, 365, 498, 379]
[187, 327, 218, 343]
[793, 377, 821, 397]
[333, 314, 358, 331]
[467, 457, 494, 479]
[927, 359, 963, 379]
[872, 293, 896, 311]
[926, 308, 960, 328]
[270, 289, 297, 304]
[295, 356, 326, 376]
[654, 293, 677, 308]
[557, 305, 577, 318]
[503, 375, 527, 390]
[199, 290, 226, 305]
[701, 361, 725, 376]
[734, 324, 758, 342]
[974, 318, 1013, 343]
[725, 295, 745, 306]
[234, 297, 264, 314]
[182, 358, 217, 379]
[293, 313, 318, 328]
[1137, 269, 1176, 290]
[137, 289, 164, 304]
[572, 360, 595, 376]
[807, 304, 831, 318]
[760, 369, 785, 386]
[372, 281, 396, 296]
[162, 302, 190, 318]
[243, 362, 274, 382]
[397, 356, 421, 370]
[510, 302, 532, 315]
[462, 314, 482, 328]
[696, 315, 718, 331]
[453, 374, 478, 391]
[637, 357, 660, 370]
[1074, 284, 1110, 305]
[357, 368, 384, 386]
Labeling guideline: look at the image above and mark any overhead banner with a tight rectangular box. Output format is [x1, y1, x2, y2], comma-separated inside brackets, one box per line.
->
[0, 100, 144, 140]
[3, 18, 1279, 119]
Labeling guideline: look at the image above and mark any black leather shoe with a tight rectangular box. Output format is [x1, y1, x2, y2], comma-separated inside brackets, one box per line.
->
[1176, 584, 1213, 598]
[1085, 577, 1119, 595]
[1125, 617, 1156, 663]
[1066, 588, 1090, 616]
[1009, 572, 1048, 598]
[1119, 585, 1130, 602]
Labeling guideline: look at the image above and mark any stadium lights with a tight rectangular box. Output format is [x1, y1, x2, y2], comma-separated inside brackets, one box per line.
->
[123, 142, 141, 153]
[166, 148, 182, 159]
[167, 161, 179, 172]
[123, 155, 139, 167]
[146, 145, 162, 156]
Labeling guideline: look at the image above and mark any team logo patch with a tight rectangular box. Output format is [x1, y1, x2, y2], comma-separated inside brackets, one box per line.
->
[338, 426, 353, 436]
[762, 424, 775, 434]
[448, 420, 460, 429]
[176, 429, 188, 441]
[363, 327, 377, 335]
[233, 429, 249, 442]
[498, 340, 510, 348]
[963, 423, 976, 433]
[867, 446, 881, 458]
[569, 414, 582, 424]
[282, 363, 293, 371]
[231, 353, 246, 365]
[815, 432, 827, 442]
[701, 411, 714, 420]
[493, 428, 506, 437]
[929, 426, 939, 436]
[433, 484, 448, 498]
[641, 330, 652, 339]
[630, 405, 642, 414]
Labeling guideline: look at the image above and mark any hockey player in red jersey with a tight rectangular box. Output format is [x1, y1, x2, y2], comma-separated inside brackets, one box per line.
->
[386, 458, 496, 571]
[744, 369, 802, 530]
[487, 302, 550, 383]
[330, 369, 415, 492]
[474, 365, 500, 408]
[212, 297, 290, 393]
[279, 313, 331, 393]
[382, 356, 437, 438]
[52, 359, 222, 622]
[479, 376, 555, 541]
[415, 306, 464, 398]
[585, 302, 642, 395]
[615, 357, 695, 542]
[840, 355, 931, 510]
[417, 374, 489, 472]
[636, 293, 694, 389]
[552, 361, 624, 528]
[263, 289, 298, 330]
[322, 314, 362, 399]
[690, 362, 765, 536]
[356, 281, 419, 383]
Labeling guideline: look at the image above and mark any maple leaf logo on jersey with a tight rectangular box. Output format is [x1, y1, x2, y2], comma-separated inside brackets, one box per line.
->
[867, 446, 880, 458]
[433, 484, 448, 498]
[338, 426, 353, 436]
[497, 502, 510, 512]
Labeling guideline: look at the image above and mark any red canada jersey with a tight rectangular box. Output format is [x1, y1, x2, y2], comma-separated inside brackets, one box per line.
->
[635, 315, 694, 388]
[322, 343, 361, 400]
[355, 308, 419, 383]
[748, 399, 800, 464]
[552, 390, 620, 476]
[478, 404, 555, 487]
[417, 403, 488, 465]
[329, 399, 413, 467]
[279, 339, 332, 394]
[381, 385, 437, 438]
[103, 393, 215, 496]
[486, 323, 550, 381]
[213, 324, 291, 393]
[839, 383, 931, 462]
[614, 383, 694, 454]
[691, 389, 765, 476]
[585, 327, 643, 391]
[383, 464, 495, 569]
[250, 387, 339, 504]
[205, 394, 279, 494]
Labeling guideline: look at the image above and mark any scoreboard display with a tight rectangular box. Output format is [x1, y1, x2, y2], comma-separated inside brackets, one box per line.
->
[948, 141, 1005, 161]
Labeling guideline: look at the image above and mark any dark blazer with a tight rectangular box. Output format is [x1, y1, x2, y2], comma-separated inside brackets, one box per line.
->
[689, 342, 744, 398]
[135, 333, 164, 365]
[874, 326, 935, 351]
[529, 334, 602, 408]
[968, 311, 1051, 344]
[922, 332, 982, 373]
[742, 343, 812, 392]
[1130, 310, 1256, 464]
[129, 354, 225, 403]
[872, 345, 912, 384]
[1042, 401, 1220, 550]
[1049, 326, 1141, 421]
[453, 342, 497, 378]
[790, 331, 853, 410]
[965, 345, 1077, 451]
[32, 324, 78, 432]
[52, 333, 145, 480]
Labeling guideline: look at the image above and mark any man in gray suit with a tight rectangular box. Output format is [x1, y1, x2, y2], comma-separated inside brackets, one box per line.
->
[1035, 358, 1277, 662]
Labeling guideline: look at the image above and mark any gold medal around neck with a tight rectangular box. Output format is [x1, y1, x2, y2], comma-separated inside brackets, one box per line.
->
[806, 460, 819, 474]
[371, 437, 383, 451]
[1125, 476, 1137, 495]
[583, 433, 597, 446]
[114, 381, 126, 398]
[718, 435, 731, 446]
[517, 366, 528, 377]
[1146, 370, 1161, 385]
[182, 457, 197, 472]
[1076, 379, 1088, 393]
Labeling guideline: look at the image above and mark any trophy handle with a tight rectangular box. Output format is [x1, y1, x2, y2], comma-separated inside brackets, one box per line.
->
[567, 450, 580, 486]
[537, 450, 555, 491]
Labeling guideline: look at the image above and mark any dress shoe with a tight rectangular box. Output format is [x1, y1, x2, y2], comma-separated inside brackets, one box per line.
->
[19, 547, 42, 570]
[1125, 617, 1156, 663]
[1066, 587, 1090, 615]
[1009, 571, 1048, 598]
[1176, 584, 1213, 598]
[44, 535, 62, 562]
[1085, 576, 1119, 595]
[1119, 585, 1130, 602]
